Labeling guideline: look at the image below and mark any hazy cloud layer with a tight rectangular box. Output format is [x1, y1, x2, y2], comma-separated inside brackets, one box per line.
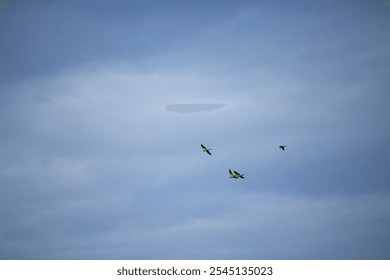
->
[0, 0, 390, 259]
[166, 104, 225, 113]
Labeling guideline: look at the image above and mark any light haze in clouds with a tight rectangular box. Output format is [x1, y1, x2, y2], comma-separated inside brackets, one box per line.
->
[166, 104, 225, 114]
[1, 0, 390, 259]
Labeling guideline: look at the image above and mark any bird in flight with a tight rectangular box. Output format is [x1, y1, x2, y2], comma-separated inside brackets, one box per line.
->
[201, 144, 212, 155]
[279, 145, 287, 151]
[229, 169, 238, 179]
[229, 169, 245, 179]
[233, 170, 245, 179]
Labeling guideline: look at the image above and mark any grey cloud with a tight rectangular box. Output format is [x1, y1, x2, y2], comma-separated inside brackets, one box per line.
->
[2, 191, 389, 259]
[1, 0, 390, 260]
[166, 103, 225, 113]
[0, 0, 6, 10]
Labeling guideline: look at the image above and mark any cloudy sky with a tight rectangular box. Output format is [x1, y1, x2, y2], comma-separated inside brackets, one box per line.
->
[1, 0, 390, 260]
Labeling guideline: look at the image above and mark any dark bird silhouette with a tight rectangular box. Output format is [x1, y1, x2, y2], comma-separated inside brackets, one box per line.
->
[233, 170, 245, 179]
[279, 145, 287, 151]
[201, 144, 212, 155]
[229, 169, 238, 179]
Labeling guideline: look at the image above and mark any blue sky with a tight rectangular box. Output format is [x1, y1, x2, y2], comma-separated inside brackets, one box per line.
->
[0, 0, 390, 259]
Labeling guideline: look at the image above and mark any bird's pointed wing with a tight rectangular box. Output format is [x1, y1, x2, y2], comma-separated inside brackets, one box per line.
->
[206, 150, 212, 155]
[234, 171, 240, 176]
[201, 144, 206, 149]
[229, 169, 233, 175]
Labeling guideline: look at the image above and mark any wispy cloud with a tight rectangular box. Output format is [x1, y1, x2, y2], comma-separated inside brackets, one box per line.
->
[166, 104, 225, 114]
[1, 0, 389, 260]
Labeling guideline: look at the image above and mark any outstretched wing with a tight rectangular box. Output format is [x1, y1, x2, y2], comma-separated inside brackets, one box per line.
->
[206, 150, 212, 155]
[229, 169, 238, 179]
[234, 171, 241, 176]
[201, 144, 206, 149]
